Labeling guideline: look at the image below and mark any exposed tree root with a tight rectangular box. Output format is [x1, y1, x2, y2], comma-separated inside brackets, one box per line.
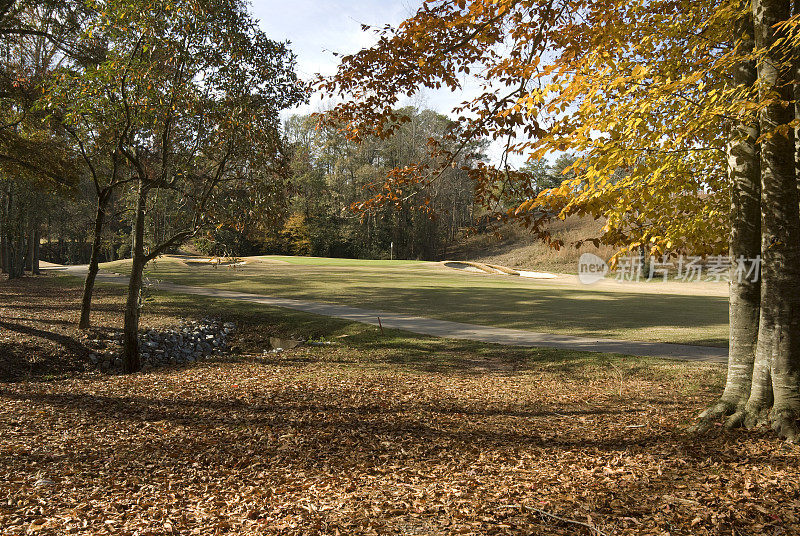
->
[708, 403, 800, 443]
[690, 400, 800, 443]
[742, 403, 771, 430]
[770, 410, 800, 443]
[689, 400, 738, 433]
[724, 410, 746, 430]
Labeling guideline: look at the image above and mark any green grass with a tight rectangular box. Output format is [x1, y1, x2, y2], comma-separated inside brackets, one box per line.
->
[101, 256, 729, 347]
[261, 255, 428, 267]
[137, 286, 725, 390]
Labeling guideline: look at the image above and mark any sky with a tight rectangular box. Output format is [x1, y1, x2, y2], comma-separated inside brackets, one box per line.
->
[252, 0, 418, 116]
[252, 1, 412, 80]
[249, 0, 521, 165]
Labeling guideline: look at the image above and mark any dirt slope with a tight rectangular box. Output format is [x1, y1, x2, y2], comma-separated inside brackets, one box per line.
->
[448, 216, 614, 274]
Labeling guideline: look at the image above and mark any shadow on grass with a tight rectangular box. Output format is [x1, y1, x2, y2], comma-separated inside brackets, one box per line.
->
[2, 275, 725, 384]
[143, 290, 722, 378]
[107, 262, 730, 346]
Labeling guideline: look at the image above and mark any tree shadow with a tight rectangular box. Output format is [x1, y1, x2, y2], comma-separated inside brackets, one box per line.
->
[0, 319, 88, 351]
[134, 263, 730, 347]
[0, 386, 680, 455]
[0, 383, 788, 471]
[0, 318, 92, 381]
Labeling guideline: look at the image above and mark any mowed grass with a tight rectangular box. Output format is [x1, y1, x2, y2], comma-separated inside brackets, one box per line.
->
[263, 255, 427, 267]
[101, 256, 730, 347]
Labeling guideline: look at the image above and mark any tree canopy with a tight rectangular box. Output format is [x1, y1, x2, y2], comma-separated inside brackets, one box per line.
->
[320, 0, 764, 255]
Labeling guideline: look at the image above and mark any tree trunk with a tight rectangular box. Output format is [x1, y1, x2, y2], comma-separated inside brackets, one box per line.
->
[743, 0, 800, 441]
[9, 185, 24, 279]
[32, 229, 39, 275]
[27, 221, 35, 274]
[794, 0, 800, 199]
[79, 195, 108, 329]
[696, 9, 762, 430]
[0, 234, 6, 274]
[122, 182, 148, 373]
[0, 186, 7, 275]
[13, 229, 25, 279]
[4, 186, 16, 279]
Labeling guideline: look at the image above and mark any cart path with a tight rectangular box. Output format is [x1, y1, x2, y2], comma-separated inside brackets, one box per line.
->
[47, 265, 728, 363]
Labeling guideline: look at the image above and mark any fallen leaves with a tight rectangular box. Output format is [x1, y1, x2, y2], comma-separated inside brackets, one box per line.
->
[1, 356, 798, 536]
[1, 276, 799, 535]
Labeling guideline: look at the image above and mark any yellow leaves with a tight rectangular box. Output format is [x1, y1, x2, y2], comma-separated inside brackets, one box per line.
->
[610, 76, 629, 89]
[317, 0, 744, 255]
[631, 64, 649, 79]
[514, 198, 536, 214]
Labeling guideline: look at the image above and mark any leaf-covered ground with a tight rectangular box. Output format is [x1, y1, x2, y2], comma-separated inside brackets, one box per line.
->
[1, 276, 798, 535]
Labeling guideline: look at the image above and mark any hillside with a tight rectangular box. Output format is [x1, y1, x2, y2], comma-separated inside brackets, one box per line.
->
[448, 216, 615, 274]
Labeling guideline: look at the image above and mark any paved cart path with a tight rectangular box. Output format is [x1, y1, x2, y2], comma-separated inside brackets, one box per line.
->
[46, 265, 728, 363]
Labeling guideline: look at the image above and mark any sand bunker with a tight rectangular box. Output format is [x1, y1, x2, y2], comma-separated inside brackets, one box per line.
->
[444, 261, 557, 279]
[443, 261, 512, 275]
[444, 261, 488, 273]
[518, 270, 558, 280]
[184, 257, 247, 267]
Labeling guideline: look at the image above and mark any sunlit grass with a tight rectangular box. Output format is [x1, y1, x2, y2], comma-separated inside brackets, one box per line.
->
[261, 255, 428, 267]
[99, 256, 729, 347]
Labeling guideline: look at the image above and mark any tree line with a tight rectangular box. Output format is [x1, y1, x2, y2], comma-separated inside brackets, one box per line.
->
[198, 108, 491, 261]
[0, 0, 304, 371]
[0, 0, 526, 373]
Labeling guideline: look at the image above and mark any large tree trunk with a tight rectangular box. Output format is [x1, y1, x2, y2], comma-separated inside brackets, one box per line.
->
[122, 182, 147, 373]
[0, 186, 7, 275]
[79, 194, 108, 329]
[32, 228, 39, 275]
[794, 0, 800, 199]
[742, 0, 800, 441]
[697, 9, 762, 430]
[26, 220, 35, 274]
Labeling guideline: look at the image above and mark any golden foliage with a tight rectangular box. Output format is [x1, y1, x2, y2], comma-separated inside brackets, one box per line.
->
[319, 0, 788, 256]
